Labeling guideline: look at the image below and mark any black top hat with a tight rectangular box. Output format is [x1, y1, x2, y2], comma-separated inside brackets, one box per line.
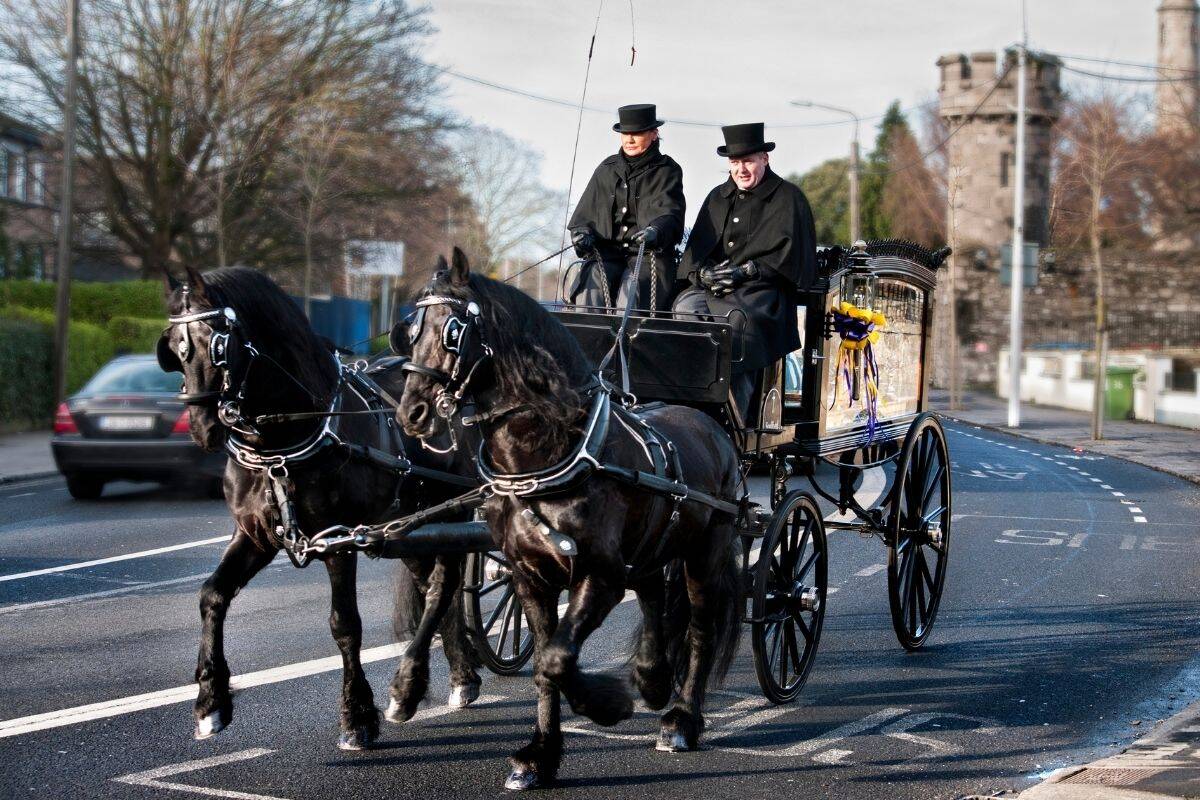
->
[613, 104, 664, 133]
[717, 122, 776, 158]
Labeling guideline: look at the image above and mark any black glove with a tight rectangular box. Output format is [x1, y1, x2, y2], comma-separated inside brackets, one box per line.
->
[571, 229, 596, 258]
[632, 226, 657, 246]
[703, 261, 758, 296]
[696, 260, 730, 291]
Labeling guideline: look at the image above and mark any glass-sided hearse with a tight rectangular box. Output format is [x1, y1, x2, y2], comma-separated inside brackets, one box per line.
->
[552, 239, 952, 703]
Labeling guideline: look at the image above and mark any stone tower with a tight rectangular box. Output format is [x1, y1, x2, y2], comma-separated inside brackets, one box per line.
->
[934, 49, 1063, 385]
[937, 49, 1062, 252]
[1157, 0, 1200, 132]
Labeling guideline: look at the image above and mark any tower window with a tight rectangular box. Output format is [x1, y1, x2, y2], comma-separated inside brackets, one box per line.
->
[960, 58, 972, 80]
[1000, 153, 1010, 187]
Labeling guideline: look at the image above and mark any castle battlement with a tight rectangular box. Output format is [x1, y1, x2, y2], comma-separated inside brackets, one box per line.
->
[937, 49, 1062, 123]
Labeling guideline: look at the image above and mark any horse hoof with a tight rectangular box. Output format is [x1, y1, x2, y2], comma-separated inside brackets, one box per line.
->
[193, 712, 225, 740]
[448, 683, 480, 709]
[656, 730, 693, 753]
[504, 768, 541, 791]
[384, 698, 407, 724]
[338, 726, 374, 751]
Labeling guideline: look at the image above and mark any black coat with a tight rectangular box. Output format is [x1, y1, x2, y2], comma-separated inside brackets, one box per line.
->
[568, 143, 686, 259]
[678, 169, 817, 371]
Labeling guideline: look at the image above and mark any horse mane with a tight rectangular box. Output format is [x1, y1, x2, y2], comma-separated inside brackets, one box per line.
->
[168, 266, 339, 406]
[422, 270, 594, 450]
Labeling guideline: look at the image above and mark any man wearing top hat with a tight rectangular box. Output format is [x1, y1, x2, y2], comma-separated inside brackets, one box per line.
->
[673, 122, 817, 417]
[568, 103, 685, 311]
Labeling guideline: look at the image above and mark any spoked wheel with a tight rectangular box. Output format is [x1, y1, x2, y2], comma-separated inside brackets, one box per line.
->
[751, 490, 828, 704]
[887, 413, 952, 651]
[464, 550, 535, 675]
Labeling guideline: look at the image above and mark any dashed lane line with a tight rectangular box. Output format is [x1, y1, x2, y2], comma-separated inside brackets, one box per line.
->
[0, 535, 229, 583]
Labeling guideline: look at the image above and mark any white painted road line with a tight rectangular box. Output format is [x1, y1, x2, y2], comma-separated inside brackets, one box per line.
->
[0, 572, 212, 616]
[0, 641, 405, 740]
[854, 564, 887, 577]
[0, 593, 637, 739]
[113, 748, 287, 800]
[0, 535, 229, 583]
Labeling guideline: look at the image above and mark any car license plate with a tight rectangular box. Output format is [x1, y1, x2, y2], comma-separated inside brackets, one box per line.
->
[97, 415, 155, 432]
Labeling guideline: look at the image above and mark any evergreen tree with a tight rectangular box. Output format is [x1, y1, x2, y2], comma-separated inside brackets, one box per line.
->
[786, 159, 850, 245]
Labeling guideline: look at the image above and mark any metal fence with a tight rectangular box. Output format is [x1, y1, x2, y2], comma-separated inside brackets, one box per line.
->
[1026, 311, 1200, 351]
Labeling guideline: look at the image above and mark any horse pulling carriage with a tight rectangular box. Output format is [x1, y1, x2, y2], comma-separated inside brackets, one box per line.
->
[161, 237, 950, 788]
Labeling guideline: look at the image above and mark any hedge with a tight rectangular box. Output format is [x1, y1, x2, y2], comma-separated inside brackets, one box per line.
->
[0, 318, 54, 428]
[0, 307, 117, 424]
[0, 279, 164, 325]
[107, 315, 164, 355]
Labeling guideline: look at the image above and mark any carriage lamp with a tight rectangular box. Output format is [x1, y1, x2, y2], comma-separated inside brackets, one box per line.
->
[842, 240, 877, 311]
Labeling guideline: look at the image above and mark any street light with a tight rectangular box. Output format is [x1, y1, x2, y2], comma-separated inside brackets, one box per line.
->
[790, 99, 861, 243]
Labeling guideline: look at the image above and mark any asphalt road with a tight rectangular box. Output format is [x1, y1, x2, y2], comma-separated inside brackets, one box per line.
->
[1, 421, 1199, 799]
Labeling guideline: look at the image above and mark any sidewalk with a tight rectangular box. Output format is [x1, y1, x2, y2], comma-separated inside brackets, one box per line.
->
[1013, 698, 1200, 800]
[0, 430, 56, 484]
[931, 390, 1200, 485]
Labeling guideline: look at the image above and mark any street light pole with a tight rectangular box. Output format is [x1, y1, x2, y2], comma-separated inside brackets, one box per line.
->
[52, 0, 80, 406]
[790, 100, 861, 241]
[1008, 0, 1028, 428]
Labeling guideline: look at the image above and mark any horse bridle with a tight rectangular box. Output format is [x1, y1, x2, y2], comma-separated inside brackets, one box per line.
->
[400, 294, 493, 446]
[158, 289, 261, 436]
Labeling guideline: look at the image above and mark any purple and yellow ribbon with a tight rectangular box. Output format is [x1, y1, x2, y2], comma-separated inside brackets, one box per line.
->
[828, 301, 887, 441]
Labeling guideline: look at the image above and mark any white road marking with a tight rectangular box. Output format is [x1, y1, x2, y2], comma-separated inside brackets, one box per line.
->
[9, 491, 34, 498]
[774, 707, 909, 758]
[408, 694, 503, 723]
[1121, 535, 1138, 550]
[1134, 516, 1148, 523]
[0, 572, 211, 616]
[0, 593, 636, 739]
[0, 535, 229, 583]
[854, 564, 886, 577]
[1112, 492, 1126, 497]
[881, 712, 1000, 760]
[113, 748, 287, 800]
[1129, 507, 1143, 514]
[813, 748, 854, 764]
[1101, 484, 1114, 489]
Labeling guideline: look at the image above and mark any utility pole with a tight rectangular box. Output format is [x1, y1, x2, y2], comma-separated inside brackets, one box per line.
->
[790, 100, 861, 241]
[53, 0, 80, 406]
[1007, 0, 1028, 428]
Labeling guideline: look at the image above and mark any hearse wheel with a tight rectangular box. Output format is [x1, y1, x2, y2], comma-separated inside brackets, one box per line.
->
[751, 490, 828, 704]
[464, 549, 535, 675]
[887, 413, 952, 651]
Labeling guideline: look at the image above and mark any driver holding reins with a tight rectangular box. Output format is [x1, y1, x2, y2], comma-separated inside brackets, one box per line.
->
[568, 104, 686, 312]
[672, 122, 818, 419]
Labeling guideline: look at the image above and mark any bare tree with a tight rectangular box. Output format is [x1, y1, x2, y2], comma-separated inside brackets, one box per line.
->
[0, 0, 439, 277]
[1055, 92, 1146, 439]
[451, 126, 566, 275]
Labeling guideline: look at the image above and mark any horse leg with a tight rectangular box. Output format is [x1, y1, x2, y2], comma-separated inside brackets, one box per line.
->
[505, 573, 561, 791]
[542, 571, 632, 727]
[630, 574, 673, 711]
[658, 529, 738, 753]
[324, 552, 380, 750]
[194, 530, 275, 739]
[438, 554, 482, 708]
[386, 556, 461, 722]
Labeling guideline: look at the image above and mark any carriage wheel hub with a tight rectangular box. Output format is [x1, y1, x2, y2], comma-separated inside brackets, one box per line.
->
[793, 585, 820, 613]
[926, 522, 943, 547]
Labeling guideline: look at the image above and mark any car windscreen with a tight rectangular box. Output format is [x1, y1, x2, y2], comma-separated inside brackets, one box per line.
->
[80, 359, 181, 395]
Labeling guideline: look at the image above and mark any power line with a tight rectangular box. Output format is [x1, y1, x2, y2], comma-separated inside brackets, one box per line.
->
[1058, 62, 1199, 84]
[1050, 51, 1199, 76]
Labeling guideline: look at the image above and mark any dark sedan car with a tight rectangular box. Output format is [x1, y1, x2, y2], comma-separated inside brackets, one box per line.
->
[51, 354, 225, 499]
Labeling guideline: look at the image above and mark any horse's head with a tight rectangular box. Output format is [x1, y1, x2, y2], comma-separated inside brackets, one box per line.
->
[396, 248, 490, 441]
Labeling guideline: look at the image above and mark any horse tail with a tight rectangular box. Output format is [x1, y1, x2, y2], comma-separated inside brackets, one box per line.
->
[392, 560, 425, 642]
[661, 530, 742, 687]
[709, 532, 743, 684]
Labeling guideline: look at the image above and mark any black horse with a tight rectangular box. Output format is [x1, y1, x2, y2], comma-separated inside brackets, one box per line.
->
[397, 250, 743, 789]
[158, 266, 481, 750]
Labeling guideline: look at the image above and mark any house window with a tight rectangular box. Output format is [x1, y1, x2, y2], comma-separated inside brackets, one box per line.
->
[0, 150, 8, 198]
[9, 149, 25, 200]
[31, 157, 45, 204]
